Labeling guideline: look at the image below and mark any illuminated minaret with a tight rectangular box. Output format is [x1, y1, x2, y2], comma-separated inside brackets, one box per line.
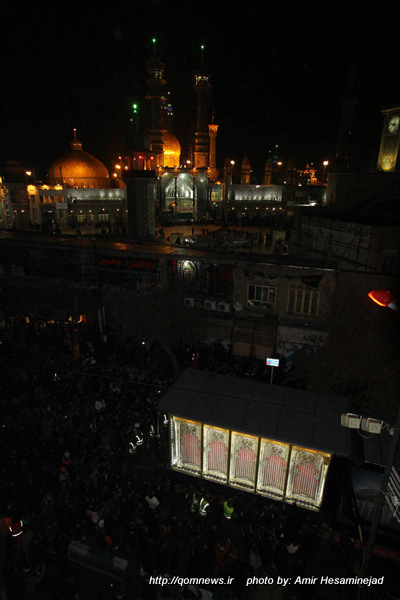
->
[146, 38, 165, 167]
[241, 156, 251, 184]
[263, 159, 273, 185]
[208, 112, 219, 180]
[191, 45, 212, 170]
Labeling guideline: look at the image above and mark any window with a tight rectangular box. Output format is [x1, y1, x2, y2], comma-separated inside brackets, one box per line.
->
[248, 284, 276, 311]
[287, 284, 319, 316]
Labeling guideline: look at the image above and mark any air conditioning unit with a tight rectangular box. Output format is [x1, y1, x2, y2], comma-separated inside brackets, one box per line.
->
[340, 413, 361, 429]
[361, 418, 382, 434]
[204, 300, 217, 310]
[184, 297, 195, 307]
[217, 301, 231, 313]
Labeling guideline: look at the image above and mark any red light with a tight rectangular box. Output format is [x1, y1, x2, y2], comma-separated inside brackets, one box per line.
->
[368, 290, 395, 307]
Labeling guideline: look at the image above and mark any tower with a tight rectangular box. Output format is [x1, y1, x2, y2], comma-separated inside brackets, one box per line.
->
[263, 159, 273, 185]
[241, 156, 251, 184]
[208, 113, 219, 181]
[123, 170, 157, 239]
[334, 67, 357, 172]
[191, 45, 212, 170]
[284, 158, 296, 185]
[121, 103, 156, 171]
[145, 40, 165, 167]
[377, 105, 400, 172]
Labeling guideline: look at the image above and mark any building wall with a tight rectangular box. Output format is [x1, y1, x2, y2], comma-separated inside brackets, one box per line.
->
[289, 214, 400, 274]
[228, 184, 284, 203]
[234, 261, 335, 323]
[0, 236, 337, 360]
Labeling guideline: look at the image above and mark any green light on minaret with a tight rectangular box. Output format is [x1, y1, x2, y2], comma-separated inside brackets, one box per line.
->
[200, 44, 205, 51]
[132, 103, 138, 113]
[152, 38, 157, 45]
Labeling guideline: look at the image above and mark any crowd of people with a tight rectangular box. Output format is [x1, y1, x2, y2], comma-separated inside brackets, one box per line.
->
[0, 313, 366, 599]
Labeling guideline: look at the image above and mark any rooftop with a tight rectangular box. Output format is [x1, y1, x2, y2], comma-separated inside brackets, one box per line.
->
[0, 230, 337, 270]
[158, 368, 359, 461]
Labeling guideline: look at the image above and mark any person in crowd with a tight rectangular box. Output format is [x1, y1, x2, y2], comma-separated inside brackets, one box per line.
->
[0, 311, 345, 599]
[145, 491, 160, 511]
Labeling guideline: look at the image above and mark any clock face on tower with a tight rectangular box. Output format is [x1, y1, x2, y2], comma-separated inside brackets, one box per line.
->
[388, 115, 400, 134]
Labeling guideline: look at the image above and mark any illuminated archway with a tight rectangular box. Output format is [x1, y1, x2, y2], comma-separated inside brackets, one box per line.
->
[165, 173, 195, 210]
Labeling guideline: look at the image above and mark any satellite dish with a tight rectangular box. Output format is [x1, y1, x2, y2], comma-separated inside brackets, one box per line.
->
[233, 302, 243, 311]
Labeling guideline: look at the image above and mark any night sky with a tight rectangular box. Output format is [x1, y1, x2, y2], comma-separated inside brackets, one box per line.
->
[1, 2, 399, 182]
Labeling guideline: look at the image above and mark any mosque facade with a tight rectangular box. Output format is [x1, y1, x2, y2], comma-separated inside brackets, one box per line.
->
[1, 44, 326, 237]
[11, 131, 127, 235]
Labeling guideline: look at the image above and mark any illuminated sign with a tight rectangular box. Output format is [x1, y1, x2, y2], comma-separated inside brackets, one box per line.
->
[97, 256, 157, 272]
[266, 358, 279, 367]
[257, 438, 290, 501]
[169, 416, 331, 511]
[170, 417, 202, 476]
[229, 431, 259, 491]
[285, 446, 331, 510]
[203, 425, 229, 483]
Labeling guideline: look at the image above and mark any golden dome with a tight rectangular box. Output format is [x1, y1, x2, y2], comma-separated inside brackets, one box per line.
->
[48, 131, 110, 188]
[162, 130, 181, 168]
